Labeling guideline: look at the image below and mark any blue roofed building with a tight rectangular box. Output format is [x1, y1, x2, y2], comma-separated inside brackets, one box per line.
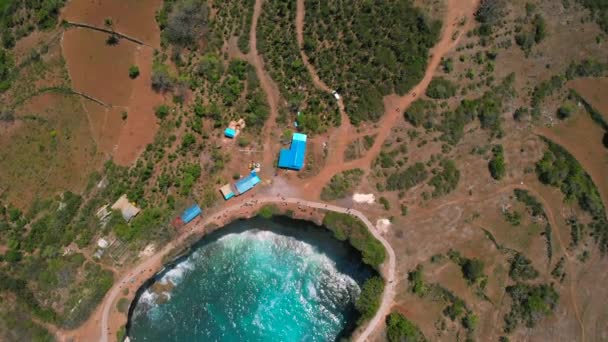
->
[181, 204, 202, 223]
[224, 128, 236, 138]
[234, 171, 261, 195]
[278, 133, 307, 170]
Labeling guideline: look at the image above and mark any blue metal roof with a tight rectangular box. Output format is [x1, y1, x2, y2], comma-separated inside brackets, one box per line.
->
[235, 172, 261, 194]
[278, 133, 307, 170]
[224, 128, 236, 138]
[181, 204, 202, 223]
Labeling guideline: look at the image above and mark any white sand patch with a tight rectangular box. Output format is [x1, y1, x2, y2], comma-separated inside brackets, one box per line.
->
[376, 218, 391, 234]
[353, 193, 375, 204]
[139, 244, 156, 258]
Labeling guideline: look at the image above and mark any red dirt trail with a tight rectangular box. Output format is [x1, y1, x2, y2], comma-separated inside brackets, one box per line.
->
[294, 0, 481, 201]
[246, 0, 285, 176]
[295, 0, 353, 166]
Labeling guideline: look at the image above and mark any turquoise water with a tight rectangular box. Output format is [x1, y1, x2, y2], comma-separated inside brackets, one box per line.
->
[128, 217, 374, 341]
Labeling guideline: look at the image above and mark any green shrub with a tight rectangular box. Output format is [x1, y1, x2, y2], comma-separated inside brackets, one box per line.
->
[461, 258, 485, 284]
[320, 169, 364, 201]
[514, 189, 545, 218]
[428, 160, 460, 197]
[386, 312, 427, 342]
[404, 99, 436, 128]
[408, 265, 427, 297]
[116, 298, 130, 313]
[128, 65, 140, 79]
[386, 163, 428, 191]
[557, 104, 574, 119]
[0, 48, 13, 92]
[576, 0, 608, 33]
[355, 276, 385, 323]
[503, 209, 521, 226]
[508, 253, 539, 281]
[323, 212, 386, 268]
[379, 197, 390, 210]
[258, 205, 278, 219]
[426, 77, 458, 99]
[504, 283, 559, 332]
[489, 144, 506, 180]
[154, 104, 170, 119]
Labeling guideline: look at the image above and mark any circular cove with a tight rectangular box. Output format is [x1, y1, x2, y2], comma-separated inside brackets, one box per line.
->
[127, 216, 376, 341]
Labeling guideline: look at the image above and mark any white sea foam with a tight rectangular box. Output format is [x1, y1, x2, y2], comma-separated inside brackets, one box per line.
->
[158, 258, 195, 286]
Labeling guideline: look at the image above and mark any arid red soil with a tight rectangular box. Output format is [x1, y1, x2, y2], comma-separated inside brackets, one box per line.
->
[62, 29, 135, 105]
[113, 46, 163, 165]
[61, 0, 163, 48]
[569, 77, 608, 122]
[60, 0, 161, 166]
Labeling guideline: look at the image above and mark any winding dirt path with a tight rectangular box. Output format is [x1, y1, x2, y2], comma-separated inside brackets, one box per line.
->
[295, 0, 353, 166]
[294, 0, 480, 200]
[247, 0, 283, 175]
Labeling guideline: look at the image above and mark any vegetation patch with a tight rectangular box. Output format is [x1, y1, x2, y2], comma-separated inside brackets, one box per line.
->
[386, 163, 428, 191]
[304, 0, 441, 124]
[404, 99, 437, 128]
[428, 160, 460, 197]
[323, 212, 386, 269]
[355, 276, 384, 324]
[508, 253, 539, 281]
[504, 283, 559, 333]
[386, 312, 427, 342]
[320, 168, 364, 201]
[439, 74, 514, 144]
[426, 77, 458, 99]
[536, 139, 608, 253]
[576, 0, 608, 33]
[488, 144, 506, 180]
[407, 265, 477, 338]
[257, 1, 339, 133]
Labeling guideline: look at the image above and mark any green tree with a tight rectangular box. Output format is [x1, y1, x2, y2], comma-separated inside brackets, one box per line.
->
[461, 258, 484, 284]
[154, 105, 170, 119]
[355, 276, 385, 323]
[128, 65, 140, 79]
[386, 312, 427, 342]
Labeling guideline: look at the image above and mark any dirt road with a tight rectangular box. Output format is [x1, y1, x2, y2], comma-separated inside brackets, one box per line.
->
[294, 0, 481, 200]
[247, 0, 283, 175]
[295, 0, 353, 166]
[94, 196, 395, 342]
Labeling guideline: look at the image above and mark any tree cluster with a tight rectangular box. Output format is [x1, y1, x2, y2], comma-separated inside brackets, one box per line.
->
[257, 0, 338, 133]
[320, 168, 364, 201]
[428, 159, 460, 197]
[323, 212, 386, 269]
[426, 77, 458, 99]
[355, 276, 385, 323]
[386, 312, 427, 342]
[304, 0, 441, 124]
[536, 139, 608, 253]
[504, 283, 559, 332]
[488, 144, 506, 180]
[386, 162, 428, 191]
